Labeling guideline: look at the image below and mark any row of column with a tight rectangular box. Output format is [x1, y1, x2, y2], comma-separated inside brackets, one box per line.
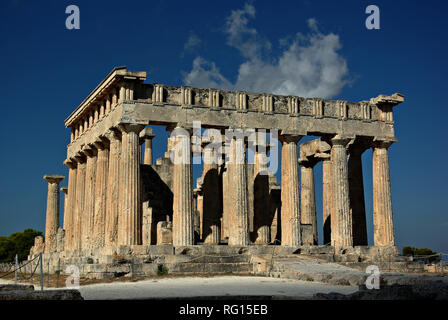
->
[47, 126, 395, 251]
[62, 123, 156, 252]
[299, 136, 395, 247]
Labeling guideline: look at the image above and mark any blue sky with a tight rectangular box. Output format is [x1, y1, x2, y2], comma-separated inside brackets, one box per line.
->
[0, 0, 447, 254]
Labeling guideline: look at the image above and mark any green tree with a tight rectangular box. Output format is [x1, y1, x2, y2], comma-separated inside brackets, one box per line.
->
[0, 229, 43, 263]
[402, 246, 440, 263]
[0, 236, 15, 263]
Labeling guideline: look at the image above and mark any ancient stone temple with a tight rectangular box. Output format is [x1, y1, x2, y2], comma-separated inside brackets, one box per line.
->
[33, 66, 406, 276]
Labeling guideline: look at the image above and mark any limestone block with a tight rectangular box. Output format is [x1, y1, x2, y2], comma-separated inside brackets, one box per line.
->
[157, 221, 173, 244]
[300, 224, 314, 246]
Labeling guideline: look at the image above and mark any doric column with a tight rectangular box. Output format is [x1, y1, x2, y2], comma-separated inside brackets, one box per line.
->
[63, 159, 77, 251]
[73, 155, 86, 252]
[280, 135, 302, 246]
[140, 127, 156, 165]
[171, 126, 194, 246]
[331, 135, 353, 247]
[43, 175, 64, 253]
[322, 158, 333, 245]
[92, 140, 109, 248]
[348, 143, 368, 246]
[104, 129, 121, 246]
[118, 124, 145, 245]
[299, 159, 317, 245]
[228, 132, 250, 246]
[253, 132, 270, 244]
[372, 139, 395, 246]
[81, 146, 97, 250]
[227, 132, 250, 246]
[201, 141, 220, 244]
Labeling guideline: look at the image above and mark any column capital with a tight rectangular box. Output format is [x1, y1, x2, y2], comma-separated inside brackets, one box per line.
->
[43, 174, 64, 184]
[331, 134, 353, 147]
[74, 152, 86, 163]
[372, 137, 397, 149]
[279, 134, 303, 144]
[63, 159, 77, 169]
[93, 140, 106, 150]
[60, 186, 68, 194]
[81, 144, 97, 157]
[101, 129, 120, 146]
[139, 127, 155, 140]
[118, 123, 146, 134]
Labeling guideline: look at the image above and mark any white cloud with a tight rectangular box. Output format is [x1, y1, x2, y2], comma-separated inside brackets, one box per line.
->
[183, 32, 202, 52]
[183, 3, 349, 98]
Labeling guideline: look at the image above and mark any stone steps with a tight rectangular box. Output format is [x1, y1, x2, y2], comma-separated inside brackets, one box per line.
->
[167, 262, 253, 274]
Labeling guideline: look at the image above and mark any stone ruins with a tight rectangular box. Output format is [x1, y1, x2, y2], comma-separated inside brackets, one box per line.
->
[31, 66, 407, 277]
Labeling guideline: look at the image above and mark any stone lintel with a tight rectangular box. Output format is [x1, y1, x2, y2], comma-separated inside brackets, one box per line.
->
[43, 175, 65, 184]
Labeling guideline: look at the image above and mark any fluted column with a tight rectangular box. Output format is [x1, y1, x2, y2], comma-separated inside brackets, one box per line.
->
[63, 160, 77, 251]
[299, 160, 317, 245]
[331, 136, 353, 247]
[253, 132, 270, 244]
[228, 133, 250, 246]
[322, 158, 333, 245]
[73, 155, 86, 252]
[92, 141, 109, 248]
[172, 126, 194, 246]
[280, 135, 302, 246]
[348, 144, 368, 246]
[105, 130, 121, 246]
[118, 124, 145, 245]
[140, 127, 156, 165]
[201, 144, 220, 244]
[43, 175, 64, 253]
[81, 146, 97, 250]
[372, 139, 395, 246]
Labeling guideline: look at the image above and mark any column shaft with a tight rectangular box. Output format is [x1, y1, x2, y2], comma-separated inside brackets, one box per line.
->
[105, 132, 121, 246]
[82, 149, 97, 250]
[373, 143, 395, 246]
[65, 164, 77, 251]
[43, 175, 64, 252]
[144, 138, 153, 165]
[172, 127, 194, 246]
[331, 137, 353, 247]
[93, 145, 109, 248]
[118, 124, 145, 245]
[228, 135, 250, 246]
[280, 137, 301, 246]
